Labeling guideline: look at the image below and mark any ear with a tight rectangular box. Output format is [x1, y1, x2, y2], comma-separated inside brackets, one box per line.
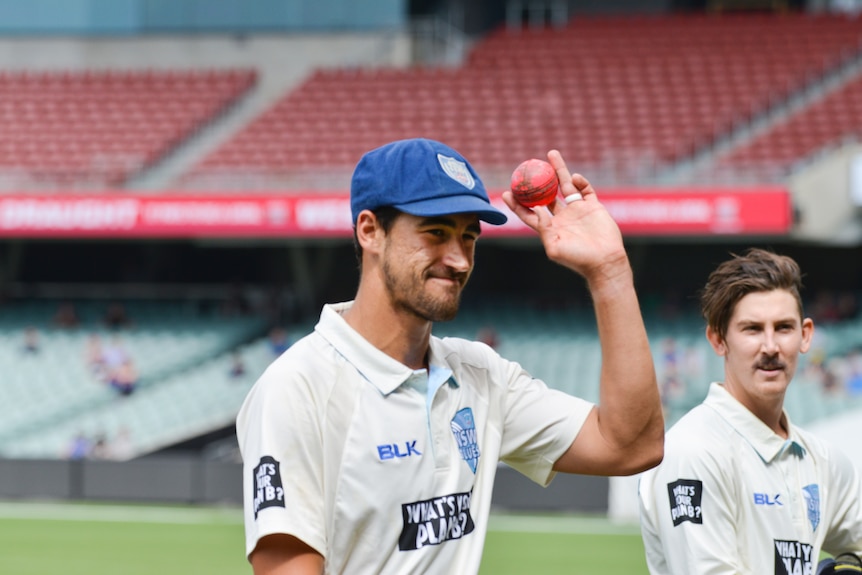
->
[706, 325, 727, 357]
[355, 210, 385, 254]
[799, 317, 815, 354]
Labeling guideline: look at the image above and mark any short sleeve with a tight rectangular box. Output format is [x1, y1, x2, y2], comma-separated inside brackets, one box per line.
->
[498, 361, 593, 486]
[236, 363, 326, 559]
[638, 433, 741, 575]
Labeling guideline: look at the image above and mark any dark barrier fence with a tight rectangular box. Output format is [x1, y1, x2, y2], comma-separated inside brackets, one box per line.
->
[0, 456, 609, 512]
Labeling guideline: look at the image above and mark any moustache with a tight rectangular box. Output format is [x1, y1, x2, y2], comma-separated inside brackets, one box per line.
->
[755, 358, 786, 371]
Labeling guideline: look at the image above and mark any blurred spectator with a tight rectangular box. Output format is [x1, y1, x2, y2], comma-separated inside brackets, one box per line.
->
[109, 358, 139, 396]
[85, 334, 106, 375]
[100, 335, 130, 374]
[103, 301, 132, 330]
[221, 281, 251, 317]
[845, 348, 862, 397]
[52, 302, 80, 329]
[109, 427, 134, 460]
[681, 344, 707, 386]
[658, 337, 686, 405]
[261, 284, 299, 325]
[476, 326, 499, 349]
[821, 361, 843, 395]
[836, 291, 860, 321]
[21, 326, 40, 354]
[268, 326, 292, 356]
[809, 290, 841, 324]
[229, 350, 247, 379]
[90, 433, 111, 459]
[66, 432, 92, 460]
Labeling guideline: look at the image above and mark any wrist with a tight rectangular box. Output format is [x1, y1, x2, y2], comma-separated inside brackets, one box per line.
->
[585, 253, 634, 299]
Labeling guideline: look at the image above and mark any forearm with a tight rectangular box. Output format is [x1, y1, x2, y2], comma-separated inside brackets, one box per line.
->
[588, 257, 664, 470]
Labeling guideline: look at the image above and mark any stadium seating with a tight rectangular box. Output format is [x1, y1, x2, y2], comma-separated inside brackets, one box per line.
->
[1, 336, 277, 460]
[0, 69, 256, 190]
[2, 296, 860, 459]
[0, 300, 268, 458]
[183, 13, 862, 189]
[715, 70, 862, 176]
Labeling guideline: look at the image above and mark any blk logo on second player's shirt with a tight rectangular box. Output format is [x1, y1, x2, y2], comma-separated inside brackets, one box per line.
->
[754, 493, 783, 506]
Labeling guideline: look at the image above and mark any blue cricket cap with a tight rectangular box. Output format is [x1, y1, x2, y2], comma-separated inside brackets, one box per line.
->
[350, 138, 507, 226]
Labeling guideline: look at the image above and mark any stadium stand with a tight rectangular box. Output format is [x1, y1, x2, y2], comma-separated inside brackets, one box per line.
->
[0, 68, 256, 190]
[715, 69, 862, 178]
[0, 299, 268, 459]
[1, 7, 862, 467]
[181, 13, 862, 190]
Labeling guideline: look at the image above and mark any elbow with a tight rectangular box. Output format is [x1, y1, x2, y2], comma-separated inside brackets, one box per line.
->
[618, 423, 665, 476]
[630, 438, 664, 475]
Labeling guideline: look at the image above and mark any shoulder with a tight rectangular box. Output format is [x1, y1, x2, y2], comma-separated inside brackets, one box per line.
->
[650, 403, 737, 479]
[667, 403, 734, 451]
[793, 425, 860, 482]
[433, 335, 503, 365]
[258, 332, 333, 385]
[238, 332, 339, 418]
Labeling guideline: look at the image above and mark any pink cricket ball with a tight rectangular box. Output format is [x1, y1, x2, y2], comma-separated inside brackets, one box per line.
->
[510, 159, 559, 208]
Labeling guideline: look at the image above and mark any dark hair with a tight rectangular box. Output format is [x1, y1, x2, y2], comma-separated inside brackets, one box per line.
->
[700, 248, 805, 342]
[352, 206, 402, 268]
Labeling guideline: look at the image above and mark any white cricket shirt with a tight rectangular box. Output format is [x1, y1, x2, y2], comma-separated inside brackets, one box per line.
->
[639, 382, 862, 575]
[237, 302, 593, 575]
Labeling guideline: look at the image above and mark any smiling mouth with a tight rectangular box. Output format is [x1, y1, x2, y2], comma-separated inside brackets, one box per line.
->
[428, 272, 465, 288]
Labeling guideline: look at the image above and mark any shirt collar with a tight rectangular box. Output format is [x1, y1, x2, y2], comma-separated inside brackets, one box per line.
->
[314, 301, 456, 396]
[704, 382, 806, 463]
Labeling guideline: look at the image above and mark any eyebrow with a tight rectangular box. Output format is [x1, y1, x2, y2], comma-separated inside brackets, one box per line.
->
[736, 316, 799, 327]
[418, 216, 482, 236]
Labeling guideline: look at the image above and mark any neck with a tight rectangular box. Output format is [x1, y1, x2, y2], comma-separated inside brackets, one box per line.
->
[342, 291, 432, 370]
[724, 383, 788, 439]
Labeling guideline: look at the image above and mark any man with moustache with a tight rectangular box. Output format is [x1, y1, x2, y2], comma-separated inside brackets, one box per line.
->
[638, 248, 862, 574]
[237, 138, 664, 574]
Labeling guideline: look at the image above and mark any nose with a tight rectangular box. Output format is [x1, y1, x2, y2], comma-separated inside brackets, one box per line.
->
[761, 329, 780, 354]
[442, 238, 472, 273]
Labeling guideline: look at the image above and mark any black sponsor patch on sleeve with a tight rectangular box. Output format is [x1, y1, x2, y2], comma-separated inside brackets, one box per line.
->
[773, 539, 813, 575]
[667, 479, 703, 526]
[398, 489, 475, 551]
[252, 455, 285, 519]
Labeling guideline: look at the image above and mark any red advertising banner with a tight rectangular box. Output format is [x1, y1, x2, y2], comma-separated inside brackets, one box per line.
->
[0, 188, 792, 238]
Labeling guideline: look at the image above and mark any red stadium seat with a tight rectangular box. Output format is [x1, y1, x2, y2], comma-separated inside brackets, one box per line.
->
[0, 68, 257, 189]
[180, 13, 862, 189]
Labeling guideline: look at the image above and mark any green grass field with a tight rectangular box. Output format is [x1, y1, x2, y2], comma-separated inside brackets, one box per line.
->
[0, 501, 647, 574]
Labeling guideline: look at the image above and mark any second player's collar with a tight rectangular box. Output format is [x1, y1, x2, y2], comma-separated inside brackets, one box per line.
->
[704, 382, 806, 464]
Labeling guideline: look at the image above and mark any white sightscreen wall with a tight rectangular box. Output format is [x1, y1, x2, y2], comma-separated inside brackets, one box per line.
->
[851, 152, 862, 207]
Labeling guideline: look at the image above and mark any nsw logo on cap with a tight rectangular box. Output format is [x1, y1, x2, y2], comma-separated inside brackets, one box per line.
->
[437, 153, 475, 190]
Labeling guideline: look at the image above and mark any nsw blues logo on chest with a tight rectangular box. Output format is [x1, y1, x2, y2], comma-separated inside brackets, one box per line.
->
[451, 407, 480, 473]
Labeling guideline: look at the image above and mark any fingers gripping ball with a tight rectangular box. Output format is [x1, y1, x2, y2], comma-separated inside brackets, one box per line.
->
[510, 159, 560, 208]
